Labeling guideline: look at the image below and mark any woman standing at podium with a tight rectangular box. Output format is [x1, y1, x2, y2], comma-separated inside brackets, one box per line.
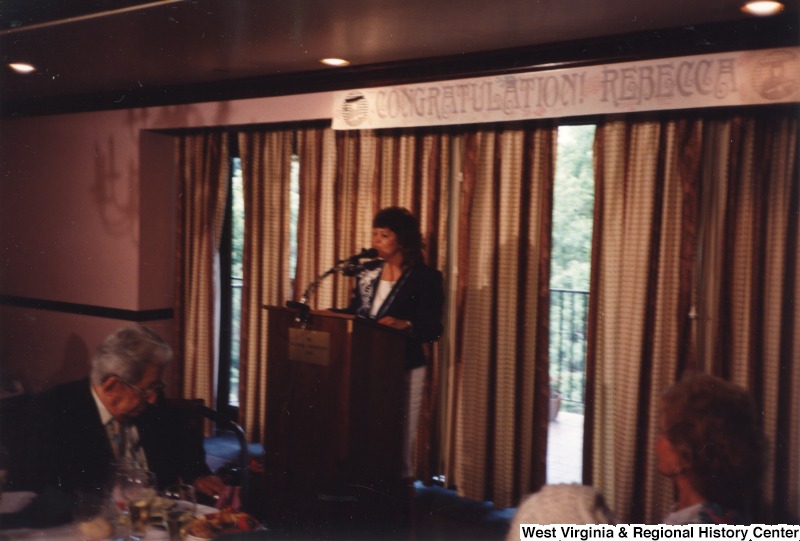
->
[343, 206, 445, 481]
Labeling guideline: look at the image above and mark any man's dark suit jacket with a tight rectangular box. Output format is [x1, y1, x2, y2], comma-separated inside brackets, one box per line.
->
[27, 378, 210, 496]
[344, 261, 445, 369]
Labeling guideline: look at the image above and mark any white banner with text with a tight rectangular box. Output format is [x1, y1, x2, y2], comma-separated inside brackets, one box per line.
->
[332, 47, 800, 130]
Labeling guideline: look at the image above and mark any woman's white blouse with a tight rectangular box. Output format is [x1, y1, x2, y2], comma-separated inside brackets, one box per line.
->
[370, 279, 396, 317]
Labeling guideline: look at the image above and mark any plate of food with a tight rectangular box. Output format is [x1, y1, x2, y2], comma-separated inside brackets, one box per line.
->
[185, 509, 261, 540]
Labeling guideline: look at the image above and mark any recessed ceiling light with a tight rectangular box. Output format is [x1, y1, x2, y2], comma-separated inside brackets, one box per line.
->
[741, 0, 784, 16]
[8, 62, 35, 74]
[320, 58, 350, 67]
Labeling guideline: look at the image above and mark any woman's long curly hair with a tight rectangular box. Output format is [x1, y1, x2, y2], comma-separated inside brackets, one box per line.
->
[660, 373, 766, 513]
[373, 206, 425, 268]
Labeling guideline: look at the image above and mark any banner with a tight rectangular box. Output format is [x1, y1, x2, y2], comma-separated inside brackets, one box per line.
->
[332, 47, 800, 130]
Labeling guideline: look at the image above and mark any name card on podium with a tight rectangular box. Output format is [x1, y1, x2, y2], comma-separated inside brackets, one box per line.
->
[288, 328, 331, 366]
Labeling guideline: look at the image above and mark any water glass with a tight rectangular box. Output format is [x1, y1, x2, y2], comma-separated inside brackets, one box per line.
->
[163, 484, 196, 541]
[110, 459, 142, 512]
[117, 469, 157, 538]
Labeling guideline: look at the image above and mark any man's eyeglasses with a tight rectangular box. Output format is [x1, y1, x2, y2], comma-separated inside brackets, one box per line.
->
[118, 378, 165, 400]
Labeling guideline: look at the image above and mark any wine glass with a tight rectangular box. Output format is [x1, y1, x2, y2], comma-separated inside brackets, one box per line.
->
[117, 469, 157, 539]
[110, 463, 141, 538]
[163, 484, 197, 541]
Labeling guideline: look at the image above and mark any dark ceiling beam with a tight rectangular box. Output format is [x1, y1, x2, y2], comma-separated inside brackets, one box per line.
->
[2, 12, 797, 118]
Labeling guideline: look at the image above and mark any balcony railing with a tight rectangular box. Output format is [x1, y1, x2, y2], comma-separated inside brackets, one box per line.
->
[549, 288, 589, 413]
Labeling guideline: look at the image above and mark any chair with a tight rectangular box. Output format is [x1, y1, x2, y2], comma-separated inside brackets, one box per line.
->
[0, 392, 34, 490]
[165, 399, 250, 512]
[197, 404, 250, 509]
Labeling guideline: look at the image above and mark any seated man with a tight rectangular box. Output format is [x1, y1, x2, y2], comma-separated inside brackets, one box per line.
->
[26, 325, 226, 510]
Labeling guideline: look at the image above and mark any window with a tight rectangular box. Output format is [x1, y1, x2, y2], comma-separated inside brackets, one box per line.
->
[219, 153, 300, 411]
[217, 157, 244, 412]
[547, 124, 595, 484]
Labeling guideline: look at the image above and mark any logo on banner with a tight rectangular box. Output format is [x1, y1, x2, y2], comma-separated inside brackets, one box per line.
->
[340, 91, 368, 126]
[752, 49, 800, 100]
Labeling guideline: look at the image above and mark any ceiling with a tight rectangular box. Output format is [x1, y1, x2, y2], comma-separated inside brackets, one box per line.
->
[0, 0, 797, 116]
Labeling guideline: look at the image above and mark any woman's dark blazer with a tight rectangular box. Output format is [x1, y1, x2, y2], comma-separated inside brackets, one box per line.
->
[344, 261, 445, 369]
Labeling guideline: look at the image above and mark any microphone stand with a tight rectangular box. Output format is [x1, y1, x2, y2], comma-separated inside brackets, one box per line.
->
[286, 261, 372, 326]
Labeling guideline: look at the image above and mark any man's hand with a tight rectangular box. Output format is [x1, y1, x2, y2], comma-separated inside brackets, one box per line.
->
[192, 474, 227, 499]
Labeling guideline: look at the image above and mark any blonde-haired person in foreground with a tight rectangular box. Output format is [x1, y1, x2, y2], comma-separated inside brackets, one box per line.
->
[505, 484, 616, 540]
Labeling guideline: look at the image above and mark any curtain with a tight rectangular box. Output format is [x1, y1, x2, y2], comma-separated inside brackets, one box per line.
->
[585, 116, 703, 523]
[294, 126, 337, 308]
[695, 112, 799, 522]
[175, 133, 230, 406]
[451, 122, 555, 509]
[293, 128, 371, 309]
[237, 130, 294, 442]
[294, 128, 451, 306]
[293, 126, 452, 480]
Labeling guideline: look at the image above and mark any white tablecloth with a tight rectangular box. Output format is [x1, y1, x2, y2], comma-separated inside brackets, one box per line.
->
[0, 493, 36, 515]
[0, 523, 171, 540]
[1, 524, 266, 541]
[0, 495, 217, 541]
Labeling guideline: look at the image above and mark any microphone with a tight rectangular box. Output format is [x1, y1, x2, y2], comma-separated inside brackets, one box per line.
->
[336, 247, 378, 265]
[341, 258, 383, 276]
[360, 259, 383, 271]
[295, 248, 381, 305]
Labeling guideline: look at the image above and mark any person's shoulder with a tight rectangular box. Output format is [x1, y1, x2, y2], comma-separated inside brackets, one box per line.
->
[409, 262, 442, 279]
[697, 502, 749, 525]
[30, 378, 93, 422]
[37, 377, 90, 402]
[663, 503, 704, 524]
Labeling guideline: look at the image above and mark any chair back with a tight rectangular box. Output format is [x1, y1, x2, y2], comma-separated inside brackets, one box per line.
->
[164, 399, 250, 511]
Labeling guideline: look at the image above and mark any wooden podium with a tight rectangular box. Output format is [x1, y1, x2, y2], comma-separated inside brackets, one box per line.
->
[261, 305, 408, 521]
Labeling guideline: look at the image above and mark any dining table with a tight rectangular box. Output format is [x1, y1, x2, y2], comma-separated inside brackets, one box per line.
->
[0, 492, 216, 541]
[0, 522, 169, 541]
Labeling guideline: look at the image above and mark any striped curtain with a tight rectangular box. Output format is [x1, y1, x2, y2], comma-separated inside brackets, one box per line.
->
[585, 116, 703, 523]
[695, 111, 799, 522]
[452, 122, 555, 509]
[175, 133, 230, 406]
[294, 127, 451, 307]
[293, 126, 452, 479]
[237, 130, 294, 442]
[372, 129, 451, 270]
[293, 127, 372, 309]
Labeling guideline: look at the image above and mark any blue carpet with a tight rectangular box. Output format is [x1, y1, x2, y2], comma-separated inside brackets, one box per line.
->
[204, 433, 264, 472]
[413, 481, 514, 533]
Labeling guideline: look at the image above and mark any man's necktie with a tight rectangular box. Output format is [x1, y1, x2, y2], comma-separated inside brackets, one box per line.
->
[108, 419, 148, 470]
[107, 418, 124, 458]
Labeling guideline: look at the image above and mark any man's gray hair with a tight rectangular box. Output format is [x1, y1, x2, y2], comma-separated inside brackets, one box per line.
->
[90, 325, 173, 385]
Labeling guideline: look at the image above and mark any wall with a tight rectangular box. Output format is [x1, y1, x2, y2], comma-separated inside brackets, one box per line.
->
[0, 92, 334, 392]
